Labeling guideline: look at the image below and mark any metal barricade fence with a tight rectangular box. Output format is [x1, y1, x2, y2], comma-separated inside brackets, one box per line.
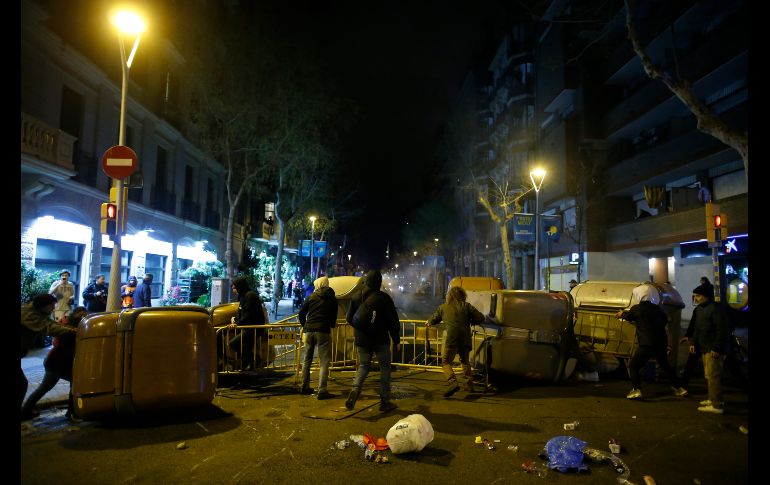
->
[215, 315, 492, 388]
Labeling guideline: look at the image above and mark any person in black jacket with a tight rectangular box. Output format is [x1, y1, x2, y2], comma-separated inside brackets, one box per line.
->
[227, 276, 265, 371]
[689, 283, 730, 414]
[298, 276, 338, 399]
[615, 288, 687, 400]
[133, 273, 154, 308]
[81, 274, 108, 313]
[344, 270, 401, 412]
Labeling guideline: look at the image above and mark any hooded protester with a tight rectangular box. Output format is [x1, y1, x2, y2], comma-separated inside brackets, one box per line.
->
[20, 294, 76, 416]
[344, 270, 401, 412]
[227, 276, 266, 370]
[298, 276, 338, 398]
[615, 286, 687, 401]
[121, 276, 139, 310]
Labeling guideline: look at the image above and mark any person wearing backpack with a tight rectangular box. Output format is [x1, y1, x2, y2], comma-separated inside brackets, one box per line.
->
[344, 270, 401, 412]
[426, 286, 485, 396]
[298, 276, 338, 399]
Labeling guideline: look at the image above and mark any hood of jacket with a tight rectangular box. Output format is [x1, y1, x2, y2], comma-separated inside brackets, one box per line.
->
[232, 276, 251, 296]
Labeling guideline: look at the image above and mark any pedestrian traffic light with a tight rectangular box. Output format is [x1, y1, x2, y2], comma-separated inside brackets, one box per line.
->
[109, 186, 128, 234]
[715, 212, 727, 241]
[705, 202, 720, 243]
[100, 202, 117, 235]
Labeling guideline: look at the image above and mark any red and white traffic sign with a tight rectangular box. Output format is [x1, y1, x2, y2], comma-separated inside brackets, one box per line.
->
[101, 145, 138, 179]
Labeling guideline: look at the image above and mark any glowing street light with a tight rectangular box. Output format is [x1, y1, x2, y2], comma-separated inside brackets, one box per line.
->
[530, 168, 546, 290]
[106, 9, 146, 312]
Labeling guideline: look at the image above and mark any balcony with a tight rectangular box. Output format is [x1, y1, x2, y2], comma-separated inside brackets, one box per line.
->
[204, 208, 221, 231]
[151, 187, 177, 215]
[182, 198, 201, 223]
[20, 113, 77, 177]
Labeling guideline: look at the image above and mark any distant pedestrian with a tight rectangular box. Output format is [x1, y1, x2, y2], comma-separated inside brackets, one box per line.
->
[20, 294, 76, 418]
[21, 306, 87, 421]
[121, 276, 138, 310]
[298, 276, 338, 399]
[345, 270, 401, 412]
[426, 286, 485, 396]
[615, 285, 687, 400]
[569, 279, 578, 291]
[287, 279, 294, 299]
[276, 279, 284, 301]
[49, 269, 75, 321]
[227, 276, 266, 370]
[134, 273, 154, 308]
[689, 283, 730, 414]
[81, 275, 108, 313]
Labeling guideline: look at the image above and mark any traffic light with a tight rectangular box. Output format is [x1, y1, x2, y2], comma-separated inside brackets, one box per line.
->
[100, 202, 117, 235]
[109, 186, 128, 234]
[715, 212, 728, 241]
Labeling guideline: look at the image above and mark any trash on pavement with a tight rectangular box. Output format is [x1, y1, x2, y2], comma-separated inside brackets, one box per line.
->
[521, 460, 548, 478]
[386, 414, 434, 454]
[543, 436, 589, 472]
[643, 475, 657, 485]
[482, 439, 495, 450]
[331, 439, 350, 450]
[507, 444, 519, 452]
[609, 438, 622, 454]
[474, 436, 483, 444]
[739, 425, 748, 435]
[176, 442, 187, 450]
[583, 447, 632, 480]
[563, 421, 580, 431]
[350, 434, 366, 448]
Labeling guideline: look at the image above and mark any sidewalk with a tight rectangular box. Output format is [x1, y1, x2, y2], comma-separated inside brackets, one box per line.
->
[20, 297, 300, 411]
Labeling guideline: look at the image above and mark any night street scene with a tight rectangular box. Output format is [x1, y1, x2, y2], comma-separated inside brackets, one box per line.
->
[19, 0, 750, 483]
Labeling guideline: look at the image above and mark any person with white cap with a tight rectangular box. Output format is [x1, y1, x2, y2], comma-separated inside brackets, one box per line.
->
[615, 285, 688, 400]
[298, 275, 337, 399]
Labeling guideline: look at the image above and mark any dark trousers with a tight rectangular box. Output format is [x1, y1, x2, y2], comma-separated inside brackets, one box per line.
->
[629, 345, 682, 390]
[228, 330, 257, 369]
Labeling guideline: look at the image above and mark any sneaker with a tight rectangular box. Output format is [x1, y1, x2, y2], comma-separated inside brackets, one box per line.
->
[379, 400, 396, 412]
[443, 383, 461, 398]
[345, 389, 360, 410]
[671, 387, 688, 397]
[698, 404, 724, 414]
[626, 388, 642, 400]
[699, 399, 712, 406]
[316, 391, 332, 400]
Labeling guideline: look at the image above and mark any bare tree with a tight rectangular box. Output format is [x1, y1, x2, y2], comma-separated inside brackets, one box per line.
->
[624, 0, 748, 180]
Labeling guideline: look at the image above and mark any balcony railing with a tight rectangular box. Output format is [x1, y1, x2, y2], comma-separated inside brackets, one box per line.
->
[182, 198, 201, 223]
[151, 187, 177, 215]
[204, 208, 221, 231]
[21, 113, 77, 171]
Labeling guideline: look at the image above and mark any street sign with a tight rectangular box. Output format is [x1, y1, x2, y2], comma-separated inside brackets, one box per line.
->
[101, 145, 138, 179]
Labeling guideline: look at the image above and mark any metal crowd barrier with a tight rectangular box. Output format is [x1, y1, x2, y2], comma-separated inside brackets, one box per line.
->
[215, 314, 492, 389]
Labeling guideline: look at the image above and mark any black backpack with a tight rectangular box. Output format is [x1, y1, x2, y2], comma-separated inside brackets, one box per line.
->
[351, 293, 378, 330]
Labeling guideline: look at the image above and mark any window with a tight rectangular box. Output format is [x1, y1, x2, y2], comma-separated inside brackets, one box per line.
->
[156, 147, 168, 191]
[100, 248, 133, 287]
[145, 253, 167, 299]
[35, 239, 84, 300]
[264, 202, 275, 220]
[184, 165, 194, 200]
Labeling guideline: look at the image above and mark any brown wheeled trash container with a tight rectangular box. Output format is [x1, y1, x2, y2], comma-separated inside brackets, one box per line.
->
[71, 306, 217, 419]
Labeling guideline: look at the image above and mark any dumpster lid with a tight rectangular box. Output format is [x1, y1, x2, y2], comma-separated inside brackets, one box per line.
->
[572, 281, 660, 309]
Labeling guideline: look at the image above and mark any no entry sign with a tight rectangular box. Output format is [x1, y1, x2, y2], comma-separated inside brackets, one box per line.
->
[101, 145, 138, 179]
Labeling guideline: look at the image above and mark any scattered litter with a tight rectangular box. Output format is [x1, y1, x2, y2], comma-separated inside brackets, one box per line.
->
[493, 439, 501, 443]
[609, 438, 622, 454]
[176, 442, 187, 450]
[350, 434, 366, 448]
[563, 421, 580, 431]
[507, 444, 519, 452]
[643, 475, 657, 485]
[583, 447, 631, 479]
[739, 425, 748, 435]
[482, 439, 495, 450]
[331, 439, 350, 450]
[632, 416, 637, 419]
[363, 433, 389, 451]
[542, 436, 588, 472]
[474, 436, 483, 444]
[386, 414, 434, 454]
[521, 460, 548, 478]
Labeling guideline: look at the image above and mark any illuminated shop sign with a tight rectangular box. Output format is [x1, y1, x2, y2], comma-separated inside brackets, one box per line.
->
[679, 234, 748, 258]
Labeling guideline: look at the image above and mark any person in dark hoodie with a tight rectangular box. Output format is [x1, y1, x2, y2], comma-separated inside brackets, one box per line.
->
[689, 283, 730, 414]
[298, 276, 338, 399]
[615, 285, 688, 401]
[344, 270, 401, 412]
[227, 276, 265, 370]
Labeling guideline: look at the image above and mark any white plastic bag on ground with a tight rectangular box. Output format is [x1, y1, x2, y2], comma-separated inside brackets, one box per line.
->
[386, 414, 434, 454]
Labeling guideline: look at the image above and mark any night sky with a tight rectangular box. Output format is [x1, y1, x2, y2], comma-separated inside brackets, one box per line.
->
[249, 0, 526, 267]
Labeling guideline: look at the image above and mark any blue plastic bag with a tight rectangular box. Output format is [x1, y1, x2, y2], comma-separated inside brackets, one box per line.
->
[545, 435, 589, 472]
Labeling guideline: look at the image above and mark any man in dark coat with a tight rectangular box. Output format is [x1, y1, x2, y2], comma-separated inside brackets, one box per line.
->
[227, 276, 265, 370]
[615, 286, 687, 400]
[344, 270, 401, 412]
[81, 274, 108, 313]
[134, 273, 154, 308]
[689, 283, 730, 414]
[298, 276, 338, 399]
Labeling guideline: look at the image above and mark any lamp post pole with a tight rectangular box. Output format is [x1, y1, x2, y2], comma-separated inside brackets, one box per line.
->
[530, 169, 546, 291]
[433, 238, 439, 297]
[107, 12, 144, 312]
[309, 216, 316, 282]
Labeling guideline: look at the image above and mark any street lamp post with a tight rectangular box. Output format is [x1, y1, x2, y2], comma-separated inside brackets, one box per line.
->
[433, 238, 439, 297]
[107, 11, 145, 312]
[530, 168, 546, 291]
[309, 216, 316, 281]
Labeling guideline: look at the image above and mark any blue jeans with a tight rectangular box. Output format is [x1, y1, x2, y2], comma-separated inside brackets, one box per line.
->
[301, 332, 331, 393]
[352, 343, 392, 401]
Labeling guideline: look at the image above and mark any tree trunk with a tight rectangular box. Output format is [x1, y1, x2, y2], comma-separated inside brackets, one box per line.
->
[500, 223, 514, 289]
[272, 195, 286, 319]
[225, 207, 235, 279]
